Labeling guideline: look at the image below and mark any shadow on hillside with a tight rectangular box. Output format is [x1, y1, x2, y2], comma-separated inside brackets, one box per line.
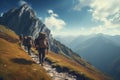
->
[0, 32, 18, 43]
[11, 58, 36, 65]
[0, 76, 3, 80]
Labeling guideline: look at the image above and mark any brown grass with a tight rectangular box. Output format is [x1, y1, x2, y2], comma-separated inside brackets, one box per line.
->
[46, 51, 112, 80]
[0, 25, 51, 80]
[0, 25, 112, 80]
[0, 25, 19, 42]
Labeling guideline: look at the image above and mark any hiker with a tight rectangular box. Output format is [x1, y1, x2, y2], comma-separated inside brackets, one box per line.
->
[19, 34, 23, 47]
[26, 36, 33, 55]
[35, 32, 49, 66]
[23, 36, 28, 51]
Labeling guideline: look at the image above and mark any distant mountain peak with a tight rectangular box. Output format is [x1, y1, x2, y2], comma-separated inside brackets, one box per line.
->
[18, 4, 35, 18]
[0, 4, 78, 61]
[0, 4, 44, 37]
[20, 4, 31, 10]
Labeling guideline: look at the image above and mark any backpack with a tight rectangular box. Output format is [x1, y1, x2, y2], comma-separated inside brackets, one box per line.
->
[26, 36, 32, 46]
[35, 32, 48, 48]
[38, 38, 47, 48]
[39, 32, 46, 40]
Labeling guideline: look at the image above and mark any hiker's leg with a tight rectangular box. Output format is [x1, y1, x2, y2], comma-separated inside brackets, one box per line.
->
[39, 53, 42, 64]
[27, 46, 30, 55]
[38, 49, 42, 64]
[28, 45, 31, 55]
[24, 45, 27, 51]
[41, 48, 45, 64]
[20, 40, 23, 47]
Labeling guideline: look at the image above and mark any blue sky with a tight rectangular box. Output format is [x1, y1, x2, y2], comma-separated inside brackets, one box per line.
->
[0, 0, 120, 37]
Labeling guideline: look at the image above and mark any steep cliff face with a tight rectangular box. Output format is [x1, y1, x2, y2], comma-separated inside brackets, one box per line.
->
[0, 4, 50, 38]
[0, 4, 77, 60]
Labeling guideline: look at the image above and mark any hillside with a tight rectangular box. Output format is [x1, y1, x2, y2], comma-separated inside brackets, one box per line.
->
[65, 34, 120, 80]
[0, 25, 51, 80]
[0, 4, 103, 75]
[45, 52, 112, 80]
[0, 4, 113, 80]
[0, 4, 82, 62]
[0, 25, 112, 80]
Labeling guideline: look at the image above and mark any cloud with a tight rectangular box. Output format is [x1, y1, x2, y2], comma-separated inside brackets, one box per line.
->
[48, 10, 53, 14]
[73, 0, 120, 35]
[110, 10, 120, 24]
[38, 17, 42, 20]
[90, 0, 120, 23]
[48, 9, 58, 17]
[44, 9, 66, 32]
[19, 0, 28, 6]
[73, 0, 92, 11]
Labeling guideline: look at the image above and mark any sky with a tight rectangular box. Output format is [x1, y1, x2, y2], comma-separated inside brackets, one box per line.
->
[0, 0, 120, 37]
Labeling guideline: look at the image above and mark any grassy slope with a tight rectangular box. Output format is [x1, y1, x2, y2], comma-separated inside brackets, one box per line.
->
[0, 25, 112, 80]
[0, 25, 51, 80]
[46, 52, 112, 80]
[31, 32, 112, 80]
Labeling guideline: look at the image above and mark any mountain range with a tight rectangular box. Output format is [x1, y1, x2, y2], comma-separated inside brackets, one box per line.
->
[58, 34, 120, 80]
[0, 4, 78, 62]
[0, 4, 113, 80]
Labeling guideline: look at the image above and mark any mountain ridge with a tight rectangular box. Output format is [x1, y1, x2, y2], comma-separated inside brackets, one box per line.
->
[0, 25, 112, 80]
[0, 4, 78, 62]
[0, 4, 113, 80]
[61, 34, 120, 80]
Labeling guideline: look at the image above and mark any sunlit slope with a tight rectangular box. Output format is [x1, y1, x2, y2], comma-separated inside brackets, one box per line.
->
[46, 51, 112, 80]
[0, 25, 112, 80]
[0, 25, 51, 80]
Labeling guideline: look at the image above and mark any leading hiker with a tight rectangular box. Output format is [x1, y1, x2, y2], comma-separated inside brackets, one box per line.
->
[35, 32, 49, 66]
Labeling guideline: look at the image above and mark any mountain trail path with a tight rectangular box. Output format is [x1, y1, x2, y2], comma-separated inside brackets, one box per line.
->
[30, 51, 77, 80]
[22, 46, 77, 80]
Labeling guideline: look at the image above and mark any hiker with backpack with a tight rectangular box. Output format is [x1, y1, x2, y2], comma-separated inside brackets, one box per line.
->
[19, 34, 23, 47]
[23, 36, 28, 51]
[35, 32, 49, 66]
[26, 36, 33, 55]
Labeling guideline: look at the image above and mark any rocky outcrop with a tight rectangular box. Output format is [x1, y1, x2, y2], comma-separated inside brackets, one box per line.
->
[0, 4, 50, 38]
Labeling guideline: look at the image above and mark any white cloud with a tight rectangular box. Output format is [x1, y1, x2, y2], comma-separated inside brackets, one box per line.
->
[73, 0, 92, 11]
[110, 10, 120, 24]
[48, 10, 53, 14]
[44, 9, 66, 33]
[47, 9, 58, 17]
[38, 17, 42, 20]
[90, 0, 120, 23]
[19, 0, 27, 6]
[73, 0, 120, 35]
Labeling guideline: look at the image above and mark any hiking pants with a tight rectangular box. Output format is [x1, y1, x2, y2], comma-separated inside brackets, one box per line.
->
[38, 48, 46, 64]
[27, 45, 31, 55]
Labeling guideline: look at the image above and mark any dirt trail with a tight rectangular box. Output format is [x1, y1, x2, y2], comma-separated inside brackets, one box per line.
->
[30, 51, 77, 80]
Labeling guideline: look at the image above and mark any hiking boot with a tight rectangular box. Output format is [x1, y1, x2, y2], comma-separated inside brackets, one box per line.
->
[41, 63, 43, 66]
[38, 62, 41, 64]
